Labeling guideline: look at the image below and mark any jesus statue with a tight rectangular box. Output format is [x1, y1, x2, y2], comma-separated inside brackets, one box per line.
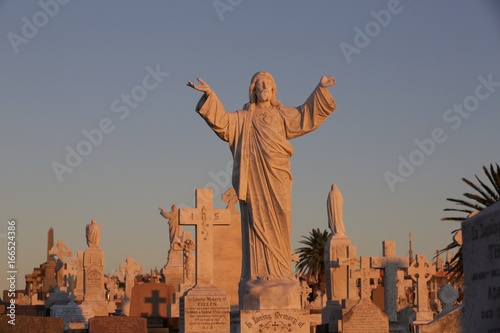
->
[188, 71, 337, 308]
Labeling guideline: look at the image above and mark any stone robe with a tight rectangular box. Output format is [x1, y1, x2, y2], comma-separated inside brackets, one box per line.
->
[196, 85, 335, 280]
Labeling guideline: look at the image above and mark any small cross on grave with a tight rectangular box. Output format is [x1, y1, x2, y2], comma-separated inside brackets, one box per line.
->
[371, 240, 409, 321]
[179, 188, 231, 285]
[351, 256, 380, 300]
[143, 290, 167, 317]
[408, 254, 435, 315]
[222, 188, 239, 210]
[335, 255, 360, 300]
[49, 240, 73, 289]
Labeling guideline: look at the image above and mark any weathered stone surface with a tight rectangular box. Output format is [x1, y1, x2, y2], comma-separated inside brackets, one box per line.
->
[129, 282, 174, 318]
[88, 316, 147, 333]
[0, 315, 64, 333]
[342, 299, 389, 333]
[50, 299, 95, 329]
[419, 305, 464, 333]
[462, 201, 500, 333]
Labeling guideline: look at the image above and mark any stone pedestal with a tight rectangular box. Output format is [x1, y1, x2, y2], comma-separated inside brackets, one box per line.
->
[240, 278, 301, 310]
[180, 284, 230, 333]
[83, 247, 107, 316]
[232, 309, 309, 333]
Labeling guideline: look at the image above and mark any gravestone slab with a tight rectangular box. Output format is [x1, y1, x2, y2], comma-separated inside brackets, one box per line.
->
[88, 316, 147, 333]
[232, 309, 309, 333]
[342, 299, 389, 333]
[129, 282, 175, 318]
[418, 305, 464, 333]
[50, 299, 95, 329]
[462, 201, 500, 333]
[0, 315, 64, 333]
[180, 284, 230, 332]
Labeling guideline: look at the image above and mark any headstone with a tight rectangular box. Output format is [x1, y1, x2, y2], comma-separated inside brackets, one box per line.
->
[119, 256, 142, 316]
[50, 295, 95, 330]
[180, 284, 230, 333]
[341, 299, 389, 333]
[437, 284, 459, 317]
[371, 240, 409, 321]
[351, 256, 379, 300]
[0, 315, 64, 333]
[82, 219, 107, 316]
[408, 254, 435, 323]
[49, 240, 72, 290]
[129, 282, 175, 318]
[88, 316, 147, 333]
[418, 305, 464, 333]
[462, 201, 500, 333]
[179, 188, 231, 285]
[213, 188, 242, 308]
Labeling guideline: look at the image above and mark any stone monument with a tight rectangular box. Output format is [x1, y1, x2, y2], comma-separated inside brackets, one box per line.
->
[408, 254, 435, 324]
[322, 184, 358, 333]
[178, 188, 231, 333]
[462, 201, 500, 333]
[82, 219, 107, 316]
[119, 256, 142, 316]
[188, 72, 336, 312]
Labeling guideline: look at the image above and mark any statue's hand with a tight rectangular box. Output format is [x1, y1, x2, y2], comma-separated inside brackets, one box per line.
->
[320, 75, 336, 88]
[187, 77, 212, 94]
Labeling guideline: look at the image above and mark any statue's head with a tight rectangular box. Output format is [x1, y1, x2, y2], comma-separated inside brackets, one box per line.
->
[246, 71, 283, 111]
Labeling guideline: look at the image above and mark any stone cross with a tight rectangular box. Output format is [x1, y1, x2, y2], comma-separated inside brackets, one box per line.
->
[119, 257, 142, 298]
[371, 240, 409, 321]
[351, 256, 380, 300]
[179, 188, 231, 284]
[334, 255, 360, 300]
[49, 240, 73, 289]
[222, 188, 239, 209]
[408, 254, 435, 313]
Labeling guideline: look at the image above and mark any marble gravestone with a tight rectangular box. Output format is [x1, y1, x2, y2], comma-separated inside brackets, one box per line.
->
[130, 282, 175, 318]
[178, 188, 231, 333]
[88, 316, 147, 333]
[50, 295, 95, 330]
[462, 201, 500, 333]
[82, 219, 108, 316]
[408, 254, 435, 323]
[119, 256, 142, 316]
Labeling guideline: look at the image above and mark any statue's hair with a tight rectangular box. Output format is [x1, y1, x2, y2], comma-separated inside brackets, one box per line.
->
[244, 71, 284, 112]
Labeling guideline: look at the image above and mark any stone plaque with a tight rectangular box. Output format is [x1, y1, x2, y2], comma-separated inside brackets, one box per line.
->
[462, 201, 500, 333]
[0, 315, 64, 333]
[180, 284, 230, 332]
[129, 282, 175, 318]
[88, 316, 147, 333]
[342, 299, 389, 333]
[235, 309, 309, 333]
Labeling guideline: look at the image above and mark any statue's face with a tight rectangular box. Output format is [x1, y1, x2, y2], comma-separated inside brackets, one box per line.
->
[254, 76, 273, 103]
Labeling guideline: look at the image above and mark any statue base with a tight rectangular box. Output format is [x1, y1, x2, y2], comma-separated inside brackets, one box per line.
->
[231, 309, 310, 333]
[239, 278, 301, 310]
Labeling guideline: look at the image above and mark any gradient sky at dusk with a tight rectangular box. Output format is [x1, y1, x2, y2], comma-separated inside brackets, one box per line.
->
[1, 1, 500, 292]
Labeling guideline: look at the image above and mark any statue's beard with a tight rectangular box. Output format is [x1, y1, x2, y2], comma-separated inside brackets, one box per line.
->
[256, 90, 272, 103]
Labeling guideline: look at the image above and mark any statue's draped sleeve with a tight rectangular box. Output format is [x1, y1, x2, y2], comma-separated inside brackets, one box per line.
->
[280, 85, 336, 139]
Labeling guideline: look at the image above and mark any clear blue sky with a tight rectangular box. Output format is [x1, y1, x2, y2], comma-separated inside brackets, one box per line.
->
[1, 1, 499, 293]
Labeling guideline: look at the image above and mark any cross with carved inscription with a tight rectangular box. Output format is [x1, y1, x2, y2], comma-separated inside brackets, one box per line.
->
[371, 240, 409, 321]
[408, 254, 435, 312]
[351, 256, 380, 300]
[179, 188, 231, 285]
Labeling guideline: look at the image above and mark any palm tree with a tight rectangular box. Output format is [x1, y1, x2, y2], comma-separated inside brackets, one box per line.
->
[295, 228, 329, 295]
[440, 162, 500, 283]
